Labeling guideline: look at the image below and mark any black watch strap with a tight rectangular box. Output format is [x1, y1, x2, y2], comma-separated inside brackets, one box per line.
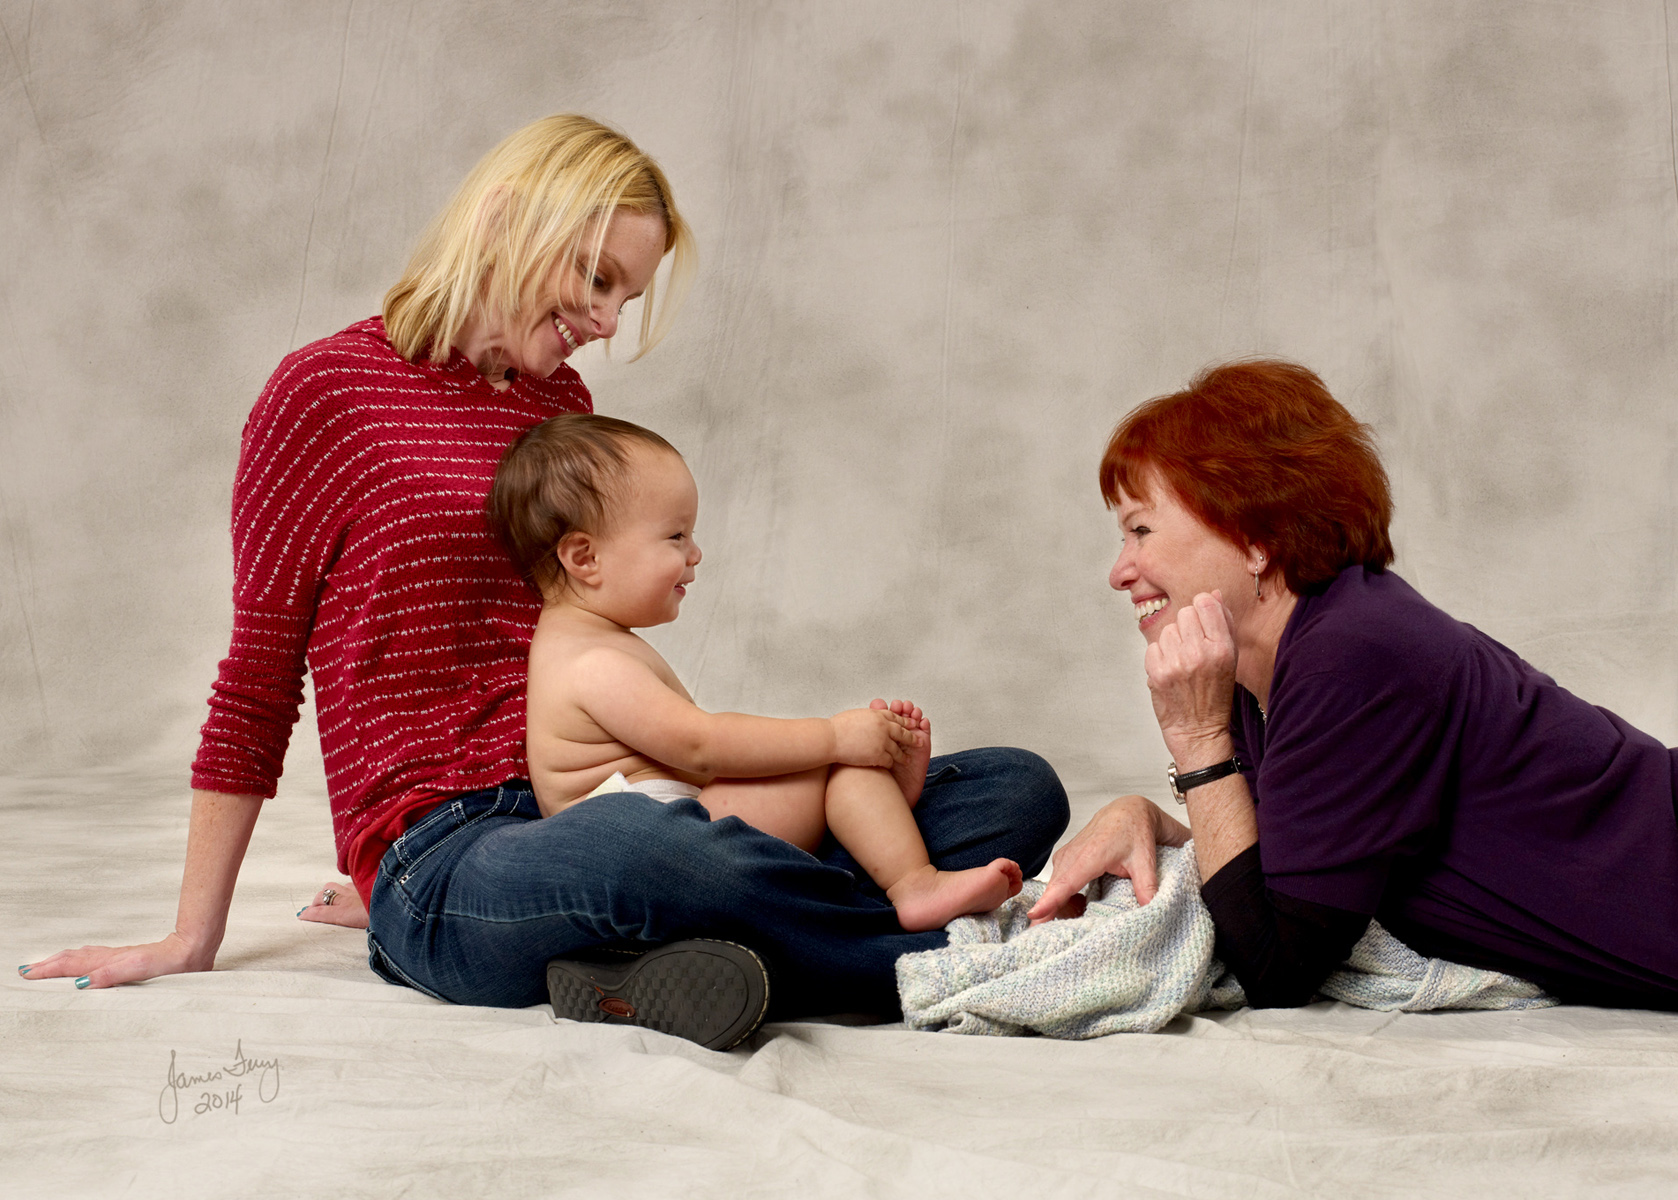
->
[1167, 756, 1249, 804]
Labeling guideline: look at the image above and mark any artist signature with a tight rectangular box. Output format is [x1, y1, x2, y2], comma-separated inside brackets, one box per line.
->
[157, 1040, 281, 1124]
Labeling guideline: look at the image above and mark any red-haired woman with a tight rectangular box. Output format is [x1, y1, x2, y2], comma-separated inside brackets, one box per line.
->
[1030, 360, 1678, 1011]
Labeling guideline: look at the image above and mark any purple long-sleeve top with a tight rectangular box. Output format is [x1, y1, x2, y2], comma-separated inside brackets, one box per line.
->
[1203, 566, 1678, 1009]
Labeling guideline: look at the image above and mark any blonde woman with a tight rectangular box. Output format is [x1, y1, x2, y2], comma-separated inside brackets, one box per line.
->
[22, 116, 1068, 1049]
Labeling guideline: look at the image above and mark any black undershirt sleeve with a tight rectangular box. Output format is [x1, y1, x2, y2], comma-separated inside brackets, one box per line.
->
[1200, 843, 1372, 1008]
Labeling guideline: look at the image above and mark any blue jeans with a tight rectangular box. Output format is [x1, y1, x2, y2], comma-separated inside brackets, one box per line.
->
[366, 747, 1068, 1017]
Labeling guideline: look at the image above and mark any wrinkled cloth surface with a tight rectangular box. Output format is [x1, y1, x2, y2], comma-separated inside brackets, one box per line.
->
[10, 775, 1678, 1200]
[897, 844, 1554, 1037]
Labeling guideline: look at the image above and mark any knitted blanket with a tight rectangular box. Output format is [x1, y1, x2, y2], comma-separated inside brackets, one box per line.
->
[896, 843, 1555, 1038]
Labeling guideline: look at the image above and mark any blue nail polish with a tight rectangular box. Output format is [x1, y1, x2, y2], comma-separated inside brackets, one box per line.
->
[17, 965, 30, 975]
[74, 976, 90, 989]
[296, 907, 307, 918]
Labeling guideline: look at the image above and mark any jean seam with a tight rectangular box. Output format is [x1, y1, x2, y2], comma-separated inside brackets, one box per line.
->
[378, 863, 428, 923]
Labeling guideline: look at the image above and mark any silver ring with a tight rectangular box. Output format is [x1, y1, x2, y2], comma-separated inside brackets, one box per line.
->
[321, 888, 337, 906]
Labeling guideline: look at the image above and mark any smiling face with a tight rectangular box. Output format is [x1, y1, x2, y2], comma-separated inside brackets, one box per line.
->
[1108, 471, 1259, 644]
[584, 445, 702, 629]
[471, 208, 668, 380]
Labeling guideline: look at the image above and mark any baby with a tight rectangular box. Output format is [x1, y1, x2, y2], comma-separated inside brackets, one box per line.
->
[486, 413, 1023, 932]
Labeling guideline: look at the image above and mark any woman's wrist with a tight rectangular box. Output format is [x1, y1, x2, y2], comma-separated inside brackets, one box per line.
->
[164, 928, 221, 972]
[1162, 731, 1236, 773]
[1150, 801, 1193, 845]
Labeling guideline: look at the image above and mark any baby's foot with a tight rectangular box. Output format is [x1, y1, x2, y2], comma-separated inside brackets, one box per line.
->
[886, 858, 1024, 933]
[872, 698, 931, 807]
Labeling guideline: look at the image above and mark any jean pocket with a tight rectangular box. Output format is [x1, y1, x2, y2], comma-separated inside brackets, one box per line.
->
[390, 799, 469, 875]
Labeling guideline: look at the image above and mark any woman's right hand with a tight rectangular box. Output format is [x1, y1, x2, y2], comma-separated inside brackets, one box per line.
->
[20, 790, 262, 990]
[829, 707, 920, 767]
[19, 932, 216, 990]
[1026, 794, 1190, 924]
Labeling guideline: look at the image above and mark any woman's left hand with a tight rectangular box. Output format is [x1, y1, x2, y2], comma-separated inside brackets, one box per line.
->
[1147, 590, 1239, 764]
[1026, 794, 1191, 922]
[297, 881, 368, 929]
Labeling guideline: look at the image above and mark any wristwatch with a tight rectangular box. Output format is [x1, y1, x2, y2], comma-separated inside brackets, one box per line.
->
[1166, 756, 1249, 805]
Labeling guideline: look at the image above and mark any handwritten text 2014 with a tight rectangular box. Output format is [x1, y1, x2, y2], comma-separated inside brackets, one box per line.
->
[158, 1041, 280, 1124]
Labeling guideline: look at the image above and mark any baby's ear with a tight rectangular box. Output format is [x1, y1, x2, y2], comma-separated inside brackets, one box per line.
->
[555, 531, 600, 584]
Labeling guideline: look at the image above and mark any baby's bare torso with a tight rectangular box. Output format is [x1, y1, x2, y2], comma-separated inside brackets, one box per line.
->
[526, 605, 706, 816]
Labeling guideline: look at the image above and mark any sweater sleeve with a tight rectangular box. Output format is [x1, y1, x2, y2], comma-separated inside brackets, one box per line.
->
[1201, 843, 1371, 1007]
[190, 352, 352, 796]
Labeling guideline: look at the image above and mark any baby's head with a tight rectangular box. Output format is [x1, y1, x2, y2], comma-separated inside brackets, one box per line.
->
[487, 413, 698, 621]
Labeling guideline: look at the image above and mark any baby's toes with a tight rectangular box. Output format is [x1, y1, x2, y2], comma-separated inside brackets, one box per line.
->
[996, 859, 1025, 893]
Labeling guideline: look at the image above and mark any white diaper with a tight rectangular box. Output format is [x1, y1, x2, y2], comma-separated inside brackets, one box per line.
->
[584, 771, 702, 804]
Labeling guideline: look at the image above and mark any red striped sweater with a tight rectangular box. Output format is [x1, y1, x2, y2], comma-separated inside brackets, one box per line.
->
[191, 317, 591, 900]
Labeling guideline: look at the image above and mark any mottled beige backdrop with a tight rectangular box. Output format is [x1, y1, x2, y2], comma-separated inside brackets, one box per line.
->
[3, 0, 1676, 830]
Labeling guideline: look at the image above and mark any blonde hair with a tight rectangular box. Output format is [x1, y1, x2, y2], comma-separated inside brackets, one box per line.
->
[383, 114, 695, 364]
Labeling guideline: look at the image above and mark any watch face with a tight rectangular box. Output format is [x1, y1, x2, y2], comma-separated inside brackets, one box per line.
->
[1166, 763, 1185, 805]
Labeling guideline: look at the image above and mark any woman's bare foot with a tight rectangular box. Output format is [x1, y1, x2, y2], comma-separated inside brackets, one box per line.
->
[871, 698, 931, 807]
[297, 881, 369, 929]
[886, 858, 1023, 933]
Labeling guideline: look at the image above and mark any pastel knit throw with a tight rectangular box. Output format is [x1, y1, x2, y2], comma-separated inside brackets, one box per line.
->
[896, 843, 1555, 1038]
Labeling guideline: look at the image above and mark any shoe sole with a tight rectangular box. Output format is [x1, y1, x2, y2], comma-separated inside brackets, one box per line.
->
[546, 939, 770, 1051]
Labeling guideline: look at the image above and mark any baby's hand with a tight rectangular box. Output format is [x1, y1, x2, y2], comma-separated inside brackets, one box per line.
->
[830, 707, 921, 768]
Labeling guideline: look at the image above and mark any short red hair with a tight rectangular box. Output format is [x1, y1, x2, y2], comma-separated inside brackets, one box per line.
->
[1099, 359, 1393, 593]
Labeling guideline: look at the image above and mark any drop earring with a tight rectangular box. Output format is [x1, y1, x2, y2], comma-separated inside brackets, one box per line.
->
[1253, 555, 1264, 599]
